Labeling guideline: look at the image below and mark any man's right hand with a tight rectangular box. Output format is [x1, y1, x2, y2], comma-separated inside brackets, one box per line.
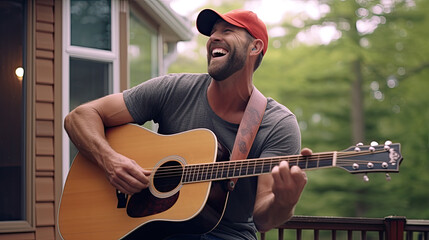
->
[103, 153, 152, 195]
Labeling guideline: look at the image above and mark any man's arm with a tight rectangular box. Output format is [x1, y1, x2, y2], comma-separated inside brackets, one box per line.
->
[253, 149, 311, 232]
[64, 93, 150, 194]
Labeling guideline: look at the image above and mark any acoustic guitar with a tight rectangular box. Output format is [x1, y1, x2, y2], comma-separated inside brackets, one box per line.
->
[58, 124, 402, 240]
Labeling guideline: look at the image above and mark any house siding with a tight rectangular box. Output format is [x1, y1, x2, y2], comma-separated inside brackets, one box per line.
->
[1, 0, 192, 239]
[0, 0, 58, 239]
[34, 0, 57, 239]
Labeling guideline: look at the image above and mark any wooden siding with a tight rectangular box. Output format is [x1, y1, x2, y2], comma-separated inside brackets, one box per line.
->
[0, 0, 58, 238]
[34, 0, 57, 239]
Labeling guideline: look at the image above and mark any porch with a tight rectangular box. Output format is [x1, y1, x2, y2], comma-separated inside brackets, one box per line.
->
[260, 216, 429, 240]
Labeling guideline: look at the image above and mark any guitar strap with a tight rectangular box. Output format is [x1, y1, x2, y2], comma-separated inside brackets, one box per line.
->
[227, 86, 267, 191]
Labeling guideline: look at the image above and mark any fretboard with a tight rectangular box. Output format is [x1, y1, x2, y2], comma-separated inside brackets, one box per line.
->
[182, 152, 337, 184]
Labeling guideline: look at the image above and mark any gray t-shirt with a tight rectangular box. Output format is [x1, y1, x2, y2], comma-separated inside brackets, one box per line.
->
[123, 73, 301, 240]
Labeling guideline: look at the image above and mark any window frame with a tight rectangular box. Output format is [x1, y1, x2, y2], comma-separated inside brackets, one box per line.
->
[0, 0, 34, 232]
[62, 0, 120, 184]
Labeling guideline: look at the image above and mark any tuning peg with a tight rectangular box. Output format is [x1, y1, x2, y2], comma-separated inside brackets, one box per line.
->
[385, 173, 391, 181]
[385, 140, 392, 146]
[363, 174, 369, 182]
[355, 143, 363, 151]
[370, 141, 379, 146]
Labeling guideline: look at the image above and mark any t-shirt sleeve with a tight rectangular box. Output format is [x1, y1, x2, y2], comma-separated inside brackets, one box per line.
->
[122, 75, 171, 125]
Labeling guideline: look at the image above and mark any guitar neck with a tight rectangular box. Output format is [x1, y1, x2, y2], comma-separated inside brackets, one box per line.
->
[182, 152, 338, 183]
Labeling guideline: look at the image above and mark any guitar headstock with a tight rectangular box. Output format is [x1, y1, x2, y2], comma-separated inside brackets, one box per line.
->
[336, 141, 403, 181]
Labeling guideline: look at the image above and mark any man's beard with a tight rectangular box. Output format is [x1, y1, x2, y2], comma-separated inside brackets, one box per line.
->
[207, 45, 248, 81]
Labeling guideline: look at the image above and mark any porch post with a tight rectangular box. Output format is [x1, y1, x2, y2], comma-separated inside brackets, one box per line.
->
[384, 216, 406, 240]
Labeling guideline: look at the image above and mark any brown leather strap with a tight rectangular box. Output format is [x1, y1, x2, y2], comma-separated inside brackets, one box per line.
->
[228, 86, 267, 191]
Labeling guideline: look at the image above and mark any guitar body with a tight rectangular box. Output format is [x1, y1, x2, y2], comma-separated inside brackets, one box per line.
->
[58, 124, 227, 240]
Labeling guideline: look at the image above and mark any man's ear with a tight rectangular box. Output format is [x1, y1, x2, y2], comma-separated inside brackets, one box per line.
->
[250, 39, 264, 56]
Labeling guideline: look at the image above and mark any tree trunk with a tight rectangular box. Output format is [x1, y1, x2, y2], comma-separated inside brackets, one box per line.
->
[351, 59, 365, 144]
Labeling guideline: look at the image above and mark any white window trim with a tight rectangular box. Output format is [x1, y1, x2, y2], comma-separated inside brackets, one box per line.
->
[62, 0, 120, 185]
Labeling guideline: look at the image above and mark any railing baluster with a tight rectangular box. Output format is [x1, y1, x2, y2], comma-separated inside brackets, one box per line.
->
[332, 230, 336, 240]
[362, 230, 367, 240]
[348, 230, 353, 240]
[379, 231, 384, 240]
[278, 228, 284, 240]
[297, 229, 302, 240]
[406, 231, 412, 240]
[314, 229, 319, 240]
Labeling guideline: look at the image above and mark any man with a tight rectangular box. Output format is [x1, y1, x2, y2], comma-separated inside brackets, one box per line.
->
[64, 8, 308, 240]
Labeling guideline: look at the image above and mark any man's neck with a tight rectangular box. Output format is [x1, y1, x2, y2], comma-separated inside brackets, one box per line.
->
[207, 73, 253, 124]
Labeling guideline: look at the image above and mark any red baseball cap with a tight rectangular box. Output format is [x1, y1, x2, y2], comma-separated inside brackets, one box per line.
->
[197, 9, 269, 55]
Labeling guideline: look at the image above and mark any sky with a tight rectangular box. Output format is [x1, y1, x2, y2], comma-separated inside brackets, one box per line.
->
[168, 0, 325, 24]
[166, 0, 341, 49]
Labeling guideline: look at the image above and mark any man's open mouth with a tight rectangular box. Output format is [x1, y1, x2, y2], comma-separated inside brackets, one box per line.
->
[212, 48, 228, 58]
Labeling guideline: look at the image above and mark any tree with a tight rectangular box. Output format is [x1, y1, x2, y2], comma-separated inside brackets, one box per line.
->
[168, 0, 429, 225]
[266, 0, 429, 219]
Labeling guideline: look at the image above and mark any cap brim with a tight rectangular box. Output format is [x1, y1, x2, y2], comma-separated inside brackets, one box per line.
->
[197, 9, 222, 36]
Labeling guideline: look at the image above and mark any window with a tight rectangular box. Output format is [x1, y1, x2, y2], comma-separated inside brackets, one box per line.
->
[70, 0, 111, 50]
[128, 9, 160, 130]
[68, 58, 112, 161]
[62, 0, 119, 182]
[0, 0, 27, 222]
[129, 10, 159, 87]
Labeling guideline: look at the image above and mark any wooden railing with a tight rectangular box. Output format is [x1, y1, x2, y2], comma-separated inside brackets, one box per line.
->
[260, 216, 429, 240]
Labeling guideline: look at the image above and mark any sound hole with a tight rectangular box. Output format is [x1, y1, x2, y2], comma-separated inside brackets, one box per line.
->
[153, 160, 183, 193]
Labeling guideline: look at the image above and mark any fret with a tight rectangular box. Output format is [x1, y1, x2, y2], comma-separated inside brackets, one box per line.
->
[183, 165, 189, 183]
[297, 157, 306, 169]
[268, 160, 273, 174]
[262, 160, 271, 174]
[249, 159, 256, 175]
[197, 164, 202, 181]
[215, 162, 222, 179]
[205, 164, 210, 180]
[185, 165, 191, 182]
[306, 156, 318, 169]
[255, 161, 263, 175]
[228, 162, 235, 178]
[296, 156, 299, 169]
[196, 164, 202, 181]
[202, 164, 209, 181]
[239, 161, 246, 176]
[221, 162, 228, 179]
[305, 156, 309, 170]
[194, 164, 200, 182]
[189, 165, 197, 182]
[206, 163, 211, 180]
[236, 161, 243, 176]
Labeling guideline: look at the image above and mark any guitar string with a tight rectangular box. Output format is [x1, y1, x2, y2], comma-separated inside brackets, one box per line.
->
[147, 149, 395, 180]
[150, 150, 391, 175]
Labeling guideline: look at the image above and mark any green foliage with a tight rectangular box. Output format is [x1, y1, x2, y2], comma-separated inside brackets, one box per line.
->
[168, 0, 429, 228]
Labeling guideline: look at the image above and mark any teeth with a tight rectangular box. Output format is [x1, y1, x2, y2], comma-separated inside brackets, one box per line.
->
[212, 48, 227, 56]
